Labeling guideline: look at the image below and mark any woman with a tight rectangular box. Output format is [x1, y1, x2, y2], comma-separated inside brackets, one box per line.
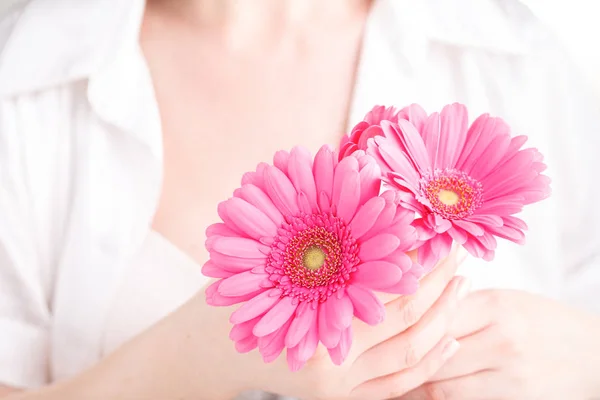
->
[0, 0, 599, 399]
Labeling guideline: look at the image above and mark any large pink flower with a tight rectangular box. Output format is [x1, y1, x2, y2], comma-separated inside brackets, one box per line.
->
[345, 103, 551, 269]
[203, 146, 421, 371]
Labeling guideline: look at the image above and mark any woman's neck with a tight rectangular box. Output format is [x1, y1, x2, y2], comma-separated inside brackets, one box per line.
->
[147, 0, 372, 39]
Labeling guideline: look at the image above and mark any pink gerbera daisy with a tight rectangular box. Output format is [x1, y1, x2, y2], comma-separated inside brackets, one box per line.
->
[203, 146, 421, 371]
[343, 103, 551, 269]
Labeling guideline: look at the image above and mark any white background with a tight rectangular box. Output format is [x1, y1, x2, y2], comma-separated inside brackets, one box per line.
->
[0, 0, 598, 90]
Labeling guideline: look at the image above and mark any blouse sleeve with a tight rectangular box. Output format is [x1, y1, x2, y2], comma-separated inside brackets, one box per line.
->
[542, 40, 600, 314]
[0, 100, 50, 388]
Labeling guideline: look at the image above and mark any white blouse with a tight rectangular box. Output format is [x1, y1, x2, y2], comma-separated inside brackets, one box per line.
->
[1, 0, 600, 390]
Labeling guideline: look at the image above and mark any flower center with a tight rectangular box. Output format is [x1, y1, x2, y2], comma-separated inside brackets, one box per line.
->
[419, 169, 483, 220]
[437, 189, 460, 206]
[266, 212, 360, 303]
[303, 246, 326, 271]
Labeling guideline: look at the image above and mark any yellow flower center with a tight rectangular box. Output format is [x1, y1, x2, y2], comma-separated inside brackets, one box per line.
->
[303, 246, 326, 271]
[437, 189, 460, 206]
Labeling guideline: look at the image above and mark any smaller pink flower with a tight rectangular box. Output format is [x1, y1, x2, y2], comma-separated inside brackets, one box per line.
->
[203, 146, 422, 371]
[344, 103, 551, 270]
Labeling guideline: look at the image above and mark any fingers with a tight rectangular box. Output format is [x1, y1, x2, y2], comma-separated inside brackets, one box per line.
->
[350, 276, 470, 381]
[400, 370, 502, 400]
[349, 335, 460, 400]
[354, 250, 464, 354]
[430, 326, 499, 381]
[448, 290, 497, 339]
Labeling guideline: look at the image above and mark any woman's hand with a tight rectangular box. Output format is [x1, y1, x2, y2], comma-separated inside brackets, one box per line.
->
[149, 250, 467, 400]
[402, 290, 600, 400]
[223, 249, 469, 400]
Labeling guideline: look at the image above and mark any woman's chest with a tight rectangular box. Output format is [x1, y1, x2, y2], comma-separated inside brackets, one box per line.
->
[142, 30, 364, 262]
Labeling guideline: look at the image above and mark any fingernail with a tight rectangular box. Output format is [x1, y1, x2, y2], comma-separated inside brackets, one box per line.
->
[442, 338, 460, 360]
[455, 277, 471, 300]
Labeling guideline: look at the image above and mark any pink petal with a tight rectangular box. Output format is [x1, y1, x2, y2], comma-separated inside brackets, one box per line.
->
[384, 272, 420, 295]
[488, 222, 525, 245]
[273, 150, 290, 175]
[428, 213, 452, 233]
[352, 261, 403, 290]
[223, 197, 278, 240]
[453, 219, 485, 236]
[384, 249, 414, 273]
[205, 279, 219, 299]
[475, 231, 497, 250]
[229, 316, 262, 341]
[209, 291, 261, 306]
[495, 135, 529, 168]
[455, 114, 498, 172]
[253, 296, 298, 337]
[467, 214, 503, 228]
[318, 301, 342, 348]
[463, 236, 488, 258]
[235, 184, 284, 227]
[297, 317, 319, 362]
[218, 271, 270, 297]
[241, 162, 269, 191]
[391, 119, 430, 174]
[318, 190, 331, 212]
[359, 233, 401, 260]
[468, 129, 511, 180]
[288, 147, 318, 212]
[335, 170, 361, 223]
[286, 346, 306, 372]
[208, 251, 265, 272]
[332, 156, 359, 205]
[235, 335, 258, 353]
[313, 145, 335, 208]
[230, 289, 281, 324]
[258, 319, 293, 363]
[346, 285, 385, 326]
[264, 165, 300, 216]
[503, 215, 528, 230]
[413, 218, 437, 241]
[357, 125, 385, 149]
[285, 302, 317, 348]
[201, 261, 234, 278]
[297, 191, 312, 214]
[447, 227, 468, 244]
[392, 205, 416, 227]
[350, 197, 386, 239]
[437, 103, 469, 168]
[397, 103, 428, 132]
[420, 112, 441, 169]
[353, 151, 372, 169]
[326, 291, 354, 330]
[360, 199, 396, 242]
[206, 223, 238, 238]
[217, 201, 245, 236]
[211, 236, 269, 258]
[339, 140, 357, 159]
[328, 326, 353, 366]
[373, 135, 421, 183]
[417, 234, 453, 272]
[358, 161, 382, 206]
